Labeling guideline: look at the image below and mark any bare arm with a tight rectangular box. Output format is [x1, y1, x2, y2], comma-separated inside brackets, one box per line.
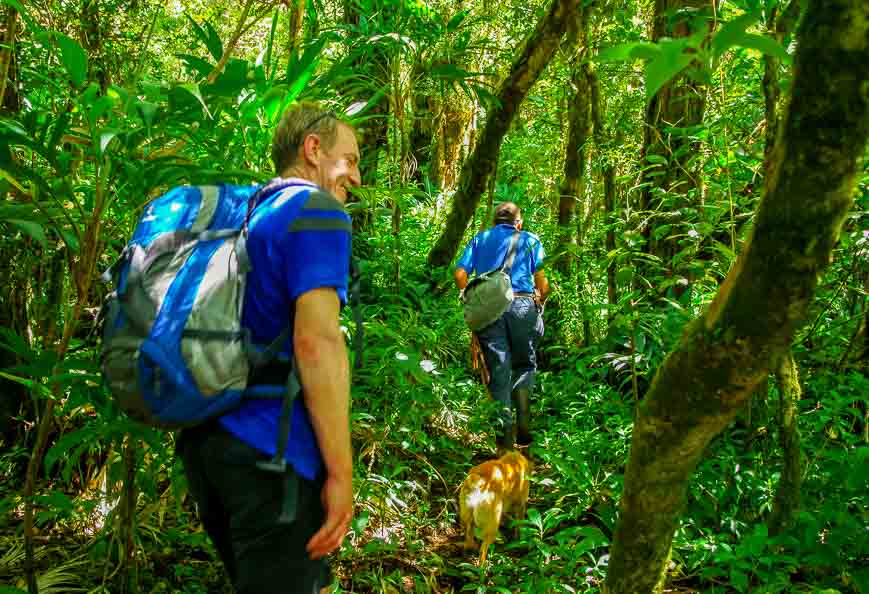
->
[294, 287, 352, 559]
[534, 270, 551, 303]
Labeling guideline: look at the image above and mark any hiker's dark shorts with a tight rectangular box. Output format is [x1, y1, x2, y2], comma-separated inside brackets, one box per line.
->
[177, 421, 331, 594]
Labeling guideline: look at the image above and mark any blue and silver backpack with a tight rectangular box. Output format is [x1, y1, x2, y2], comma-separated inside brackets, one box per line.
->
[100, 180, 306, 430]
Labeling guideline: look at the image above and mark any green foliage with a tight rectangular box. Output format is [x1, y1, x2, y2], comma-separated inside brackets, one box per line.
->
[1, 0, 867, 592]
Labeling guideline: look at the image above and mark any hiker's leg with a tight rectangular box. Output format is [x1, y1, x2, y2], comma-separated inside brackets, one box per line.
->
[176, 424, 237, 581]
[477, 316, 513, 448]
[506, 297, 540, 393]
[195, 425, 331, 594]
[505, 298, 541, 445]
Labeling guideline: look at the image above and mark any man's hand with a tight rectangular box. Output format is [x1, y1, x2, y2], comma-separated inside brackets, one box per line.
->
[306, 474, 353, 560]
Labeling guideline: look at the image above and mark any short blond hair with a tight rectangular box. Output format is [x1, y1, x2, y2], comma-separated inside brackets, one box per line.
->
[271, 102, 342, 175]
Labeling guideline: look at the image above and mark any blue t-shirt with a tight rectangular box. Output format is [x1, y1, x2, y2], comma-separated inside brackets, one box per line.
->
[218, 180, 351, 482]
[455, 224, 545, 293]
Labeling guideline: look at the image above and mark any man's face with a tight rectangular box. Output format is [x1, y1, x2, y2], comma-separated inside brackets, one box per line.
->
[316, 124, 361, 203]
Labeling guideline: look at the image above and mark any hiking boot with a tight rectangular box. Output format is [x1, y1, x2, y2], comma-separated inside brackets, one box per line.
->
[513, 387, 532, 446]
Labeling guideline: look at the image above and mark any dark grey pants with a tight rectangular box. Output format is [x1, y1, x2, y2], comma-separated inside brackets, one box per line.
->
[476, 296, 544, 443]
[176, 422, 331, 594]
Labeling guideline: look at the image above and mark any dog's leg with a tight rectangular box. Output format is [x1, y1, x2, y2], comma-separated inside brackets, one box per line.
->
[478, 533, 494, 566]
[463, 520, 476, 550]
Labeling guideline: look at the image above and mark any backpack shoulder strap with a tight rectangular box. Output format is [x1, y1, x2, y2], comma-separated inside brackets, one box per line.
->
[499, 230, 522, 275]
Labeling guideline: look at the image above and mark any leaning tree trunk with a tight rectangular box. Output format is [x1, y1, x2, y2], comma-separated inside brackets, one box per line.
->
[426, 0, 583, 269]
[604, 2, 869, 593]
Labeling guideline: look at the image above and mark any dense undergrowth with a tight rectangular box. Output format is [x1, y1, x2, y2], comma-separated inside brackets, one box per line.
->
[1, 233, 866, 593]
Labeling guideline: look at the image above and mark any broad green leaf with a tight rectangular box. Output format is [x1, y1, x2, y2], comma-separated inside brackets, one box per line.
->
[446, 10, 468, 32]
[6, 219, 47, 248]
[54, 33, 88, 87]
[98, 129, 120, 154]
[573, 526, 610, 557]
[203, 21, 224, 62]
[179, 83, 212, 119]
[746, 522, 768, 557]
[209, 59, 249, 97]
[645, 39, 696, 101]
[285, 36, 327, 94]
[177, 53, 214, 78]
[598, 42, 661, 63]
[616, 267, 634, 285]
[185, 14, 215, 59]
[711, 12, 759, 59]
[730, 568, 749, 592]
[135, 99, 158, 127]
[58, 226, 81, 254]
[731, 32, 791, 61]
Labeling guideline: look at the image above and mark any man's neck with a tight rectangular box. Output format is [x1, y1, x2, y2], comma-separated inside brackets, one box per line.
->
[281, 165, 318, 186]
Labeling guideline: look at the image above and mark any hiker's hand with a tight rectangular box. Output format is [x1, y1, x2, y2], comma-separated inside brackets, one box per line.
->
[307, 474, 353, 560]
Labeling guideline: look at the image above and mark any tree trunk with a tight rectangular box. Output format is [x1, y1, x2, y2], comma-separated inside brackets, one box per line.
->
[639, 0, 713, 271]
[589, 56, 618, 316]
[426, 0, 584, 269]
[0, 240, 30, 450]
[763, 0, 801, 170]
[604, 3, 869, 592]
[0, 4, 20, 113]
[554, 8, 592, 274]
[768, 350, 802, 536]
[81, 0, 109, 91]
[286, 0, 306, 60]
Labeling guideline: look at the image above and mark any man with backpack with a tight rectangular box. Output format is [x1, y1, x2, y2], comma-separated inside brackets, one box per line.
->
[175, 103, 360, 593]
[454, 202, 550, 452]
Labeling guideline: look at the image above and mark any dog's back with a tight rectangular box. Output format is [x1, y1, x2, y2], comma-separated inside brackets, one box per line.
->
[459, 451, 530, 564]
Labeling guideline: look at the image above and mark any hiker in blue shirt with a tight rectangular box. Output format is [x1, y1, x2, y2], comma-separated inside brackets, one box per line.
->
[177, 103, 360, 594]
[454, 202, 551, 451]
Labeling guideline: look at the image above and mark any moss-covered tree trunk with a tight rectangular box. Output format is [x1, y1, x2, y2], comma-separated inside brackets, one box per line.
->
[604, 2, 869, 592]
[426, 0, 583, 269]
[556, 8, 591, 240]
[639, 0, 713, 277]
[768, 350, 802, 536]
[589, 55, 618, 315]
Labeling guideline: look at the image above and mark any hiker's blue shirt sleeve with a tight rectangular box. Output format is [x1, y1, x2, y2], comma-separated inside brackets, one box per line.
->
[284, 191, 352, 305]
[456, 235, 477, 274]
[218, 183, 351, 483]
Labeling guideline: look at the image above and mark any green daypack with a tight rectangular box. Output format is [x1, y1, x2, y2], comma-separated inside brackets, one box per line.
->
[461, 231, 521, 332]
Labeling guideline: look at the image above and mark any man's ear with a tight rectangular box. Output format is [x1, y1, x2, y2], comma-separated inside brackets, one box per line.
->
[301, 133, 322, 166]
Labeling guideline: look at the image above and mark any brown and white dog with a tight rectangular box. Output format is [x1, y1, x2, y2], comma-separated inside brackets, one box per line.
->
[458, 450, 530, 565]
